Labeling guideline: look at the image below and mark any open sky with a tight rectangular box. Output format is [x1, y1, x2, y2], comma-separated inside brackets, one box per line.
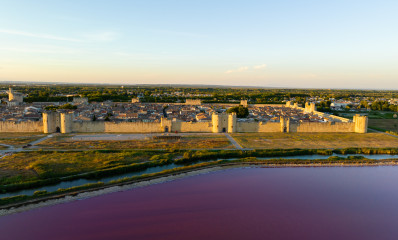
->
[0, 0, 397, 89]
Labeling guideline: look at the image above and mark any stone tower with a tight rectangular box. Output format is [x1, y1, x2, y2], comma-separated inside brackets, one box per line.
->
[161, 117, 172, 132]
[304, 102, 316, 113]
[212, 113, 220, 133]
[310, 102, 316, 112]
[228, 112, 237, 133]
[353, 114, 368, 133]
[43, 112, 74, 133]
[280, 117, 290, 133]
[60, 112, 74, 133]
[43, 112, 58, 133]
[240, 100, 248, 107]
[8, 88, 14, 102]
[8, 88, 24, 103]
[212, 112, 228, 133]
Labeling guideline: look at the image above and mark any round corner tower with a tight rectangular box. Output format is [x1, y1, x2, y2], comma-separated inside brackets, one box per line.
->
[228, 112, 237, 133]
[60, 112, 74, 133]
[43, 112, 56, 133]
[212, 112, 220, 133]
[353, 114, 368, 133]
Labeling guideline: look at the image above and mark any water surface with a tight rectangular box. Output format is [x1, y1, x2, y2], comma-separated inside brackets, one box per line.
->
[1, 166, 398, 240]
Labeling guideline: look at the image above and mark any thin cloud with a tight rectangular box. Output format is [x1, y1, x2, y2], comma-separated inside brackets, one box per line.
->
[225, 66, 249, 74]
[0, 29, 83, 42]
[225, 64, 266, 74]
[253, 64, 267, 69]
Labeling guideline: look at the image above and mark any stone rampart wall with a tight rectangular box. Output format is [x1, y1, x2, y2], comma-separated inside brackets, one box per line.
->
[175, 121, 213, 132]
[72, 121, 162, 133]
[72, 121, 105, 132]
[105, 122, 161, 133]
[0, 121, 43, 132]
[258, 121, 281, 132]
[292, 122, 355, 132]
[237, 121, 281, 132]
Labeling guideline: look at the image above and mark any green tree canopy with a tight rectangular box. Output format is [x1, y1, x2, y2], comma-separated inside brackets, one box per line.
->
[227, 105, 249, 118]
[44, 103, 77, 111]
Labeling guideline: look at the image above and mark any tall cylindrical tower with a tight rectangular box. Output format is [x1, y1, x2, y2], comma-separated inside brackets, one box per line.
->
[60, 112, 74, 133]
[42, 112, 55, 133]
[353, 114, 368, 133]
[228, 113, 237, 133]
[212, 113, 220, 133]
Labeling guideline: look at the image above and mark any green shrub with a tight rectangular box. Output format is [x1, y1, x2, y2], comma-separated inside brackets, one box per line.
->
[33, 190, 47, 196]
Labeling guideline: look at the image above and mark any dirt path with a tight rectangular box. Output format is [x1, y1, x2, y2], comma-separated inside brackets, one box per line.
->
[225, 133, 244, 150]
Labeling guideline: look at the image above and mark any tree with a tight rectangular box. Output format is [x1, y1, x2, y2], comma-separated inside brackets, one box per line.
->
[45, 103, 77, 111]
[227, 105, 249, 118]
[92, 115, 97, 121]
[44, 105, 58, 111]
[59, 103, 77, 109]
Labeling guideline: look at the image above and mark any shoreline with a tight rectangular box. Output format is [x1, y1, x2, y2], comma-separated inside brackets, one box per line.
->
[0, 166, 227, 217]
[1, 161, 398, 217]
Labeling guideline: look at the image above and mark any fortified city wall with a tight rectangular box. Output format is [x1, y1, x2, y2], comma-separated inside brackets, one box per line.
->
[73, 121, 163, 133]
[0, 102, 368, 134]
[0, 121, 42, 132]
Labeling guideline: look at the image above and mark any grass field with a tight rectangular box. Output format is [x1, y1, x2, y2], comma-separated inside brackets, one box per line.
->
[0, 133, 46, 147]
[368, 119, 398, 132]
[338, 111, 396, 119]
[0, 150, 171, 185]
[37, 135, 233, 150]
[231, 132, 398, 149]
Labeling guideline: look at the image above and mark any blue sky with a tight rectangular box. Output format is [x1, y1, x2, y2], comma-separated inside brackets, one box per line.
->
[0, 0, 397, 89]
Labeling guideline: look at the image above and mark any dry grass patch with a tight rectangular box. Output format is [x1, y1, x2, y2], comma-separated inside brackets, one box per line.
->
[0, 151, 160, 185]
[37, 135, 233, 150]
[231, 132, 398, 149]
[0, 133, 46, 147]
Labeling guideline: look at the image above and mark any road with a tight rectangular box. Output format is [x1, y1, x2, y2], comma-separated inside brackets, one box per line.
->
[0, 134, 55, 159]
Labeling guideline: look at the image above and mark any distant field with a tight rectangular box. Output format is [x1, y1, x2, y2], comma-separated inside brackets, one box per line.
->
[0, 133, 46, 147]
[37, 134, 233, 150]
[368, 119, 398, 132]
[231, 132, 398, 149]
[338, 112, 396, 119]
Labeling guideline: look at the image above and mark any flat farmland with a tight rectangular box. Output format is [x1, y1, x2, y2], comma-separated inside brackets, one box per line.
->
[36, 134, 233, 150]
[368, 119, 398, 132]
[231, 132, 398, 149]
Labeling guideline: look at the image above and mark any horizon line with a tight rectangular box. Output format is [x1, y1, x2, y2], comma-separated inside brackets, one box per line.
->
[1, 80, 398, 91]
